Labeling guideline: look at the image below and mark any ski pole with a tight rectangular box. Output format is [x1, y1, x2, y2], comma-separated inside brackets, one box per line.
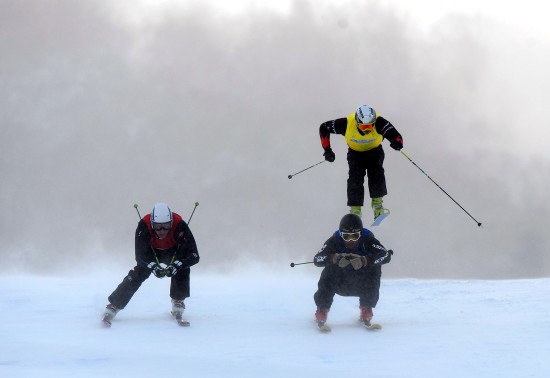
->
[288, 161, 325, 179]
[188, 201, 199, 224]
[400, 151, 482, 227]
[133, 203, 142, 219]
[290, 261, 314, 267]
[133, 203, 163, 267]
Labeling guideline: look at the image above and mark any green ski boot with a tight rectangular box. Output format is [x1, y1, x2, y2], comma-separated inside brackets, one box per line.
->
[371, 197, 389, 219]
[349, 206, 362, 217]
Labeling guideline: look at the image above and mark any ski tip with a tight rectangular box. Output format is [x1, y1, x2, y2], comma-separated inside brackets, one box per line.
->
[370, 213, 389, 227]
[315, 320, 331, 333]
[360, 317, 382, 330]
[364, 323, 382, 330]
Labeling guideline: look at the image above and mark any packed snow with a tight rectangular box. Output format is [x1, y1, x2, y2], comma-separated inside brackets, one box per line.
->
[1, 268, 549, 377]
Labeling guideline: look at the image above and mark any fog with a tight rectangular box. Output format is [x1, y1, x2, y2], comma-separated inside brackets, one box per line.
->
[1, 0, 549, 278]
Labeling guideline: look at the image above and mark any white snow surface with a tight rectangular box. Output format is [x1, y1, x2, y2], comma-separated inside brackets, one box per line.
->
[1, 268, 549, 378]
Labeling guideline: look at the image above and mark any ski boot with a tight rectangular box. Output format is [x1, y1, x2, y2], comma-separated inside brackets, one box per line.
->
[171, 299, 190, 327]
[360, 305, 382, 330]
[171, 299, 185, 316]
[315, 306, 331, 332]
[359, 305, 373, 324]
[371, 197, 389, 219]
[349, 206, 362, 217]
[102, 303, 119, 327]
[315, 306, 329, 325]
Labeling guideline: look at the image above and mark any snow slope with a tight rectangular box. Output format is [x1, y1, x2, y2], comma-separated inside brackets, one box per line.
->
[1, 269, 549, 378]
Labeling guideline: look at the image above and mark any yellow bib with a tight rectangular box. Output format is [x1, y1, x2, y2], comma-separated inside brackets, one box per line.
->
[344, 113, 383, 152]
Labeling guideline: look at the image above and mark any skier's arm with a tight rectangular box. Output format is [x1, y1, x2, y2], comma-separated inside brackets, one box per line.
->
[375, 116, 403, 150]
[173, 221, 200, 269]
[364, 235, 393, 266]
[319, 118, 347, 150]
[134, 220, 155, 268]
[313, 237, 339, 267]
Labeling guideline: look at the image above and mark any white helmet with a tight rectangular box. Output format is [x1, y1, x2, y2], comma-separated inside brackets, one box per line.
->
[355, 105, 376, 125]
[151, 202, 172, 225]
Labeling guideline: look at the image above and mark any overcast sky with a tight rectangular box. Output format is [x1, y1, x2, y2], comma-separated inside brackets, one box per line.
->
[1, 0, 549, 278]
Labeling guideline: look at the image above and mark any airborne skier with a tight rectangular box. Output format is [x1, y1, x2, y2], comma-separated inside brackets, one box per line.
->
[319, 104, 403, 221]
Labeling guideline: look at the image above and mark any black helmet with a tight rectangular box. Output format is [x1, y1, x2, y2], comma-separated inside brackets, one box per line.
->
[339, 214, 363, 233]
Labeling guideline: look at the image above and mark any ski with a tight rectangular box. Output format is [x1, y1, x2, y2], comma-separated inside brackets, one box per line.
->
[362, 320, 382, 330]
[316, 321, 331, 333]
[314, 318, 381, 332]
[370, 212, 389, 226]
[171, 312, 190, 327]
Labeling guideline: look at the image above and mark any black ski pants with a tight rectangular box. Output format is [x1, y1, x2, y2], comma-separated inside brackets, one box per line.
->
[314, 265, 382, 309]
[108, 265, 191, 310]
[347, 145, 387, 206]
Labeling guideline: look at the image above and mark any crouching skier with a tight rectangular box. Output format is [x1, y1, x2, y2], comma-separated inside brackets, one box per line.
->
[313, 213, 393, 332]
[102, 202, 199, 327]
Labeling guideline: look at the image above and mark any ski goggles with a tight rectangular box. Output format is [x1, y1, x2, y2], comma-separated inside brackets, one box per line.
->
[153, 222, 172, 231]
[340, 231, 361, 241]
[357, 122, 374, 132]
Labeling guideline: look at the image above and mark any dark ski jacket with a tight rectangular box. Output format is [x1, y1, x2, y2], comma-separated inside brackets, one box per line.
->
[135, 212, 199, 269]
[313, 228, 392, 269]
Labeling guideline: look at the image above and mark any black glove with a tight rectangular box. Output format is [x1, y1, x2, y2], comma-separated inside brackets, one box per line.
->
[390, 135, 403, 151]
[165, 260, 183, 277]
[387, 249, 394, 263]
[323, 148, 335, 162]
[147, 262, 166, 278]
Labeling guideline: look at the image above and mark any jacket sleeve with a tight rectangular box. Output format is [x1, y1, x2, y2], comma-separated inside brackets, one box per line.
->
[135, 220, 155, 268]
[173, 221, 200, 269]
[319, 118, 347, 150]
[375, 116, 402, 143]
[313, 236, 338, 267]
[363, 235, 393, 266]
[375, 116, 403, 142]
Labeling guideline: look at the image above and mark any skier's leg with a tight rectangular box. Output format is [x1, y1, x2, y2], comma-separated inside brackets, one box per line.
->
[107, 265, 151, 310]
[314, 268, 338, 309]
[347, 149, 367, 207]
[358, 267, 382, 309]
[365, 146, 387, 199]
[170, 267, 190, 300]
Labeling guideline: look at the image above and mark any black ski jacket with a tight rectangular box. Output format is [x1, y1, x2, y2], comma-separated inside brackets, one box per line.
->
[135, 216, 199, 269]
[313, 229, 392, 268]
